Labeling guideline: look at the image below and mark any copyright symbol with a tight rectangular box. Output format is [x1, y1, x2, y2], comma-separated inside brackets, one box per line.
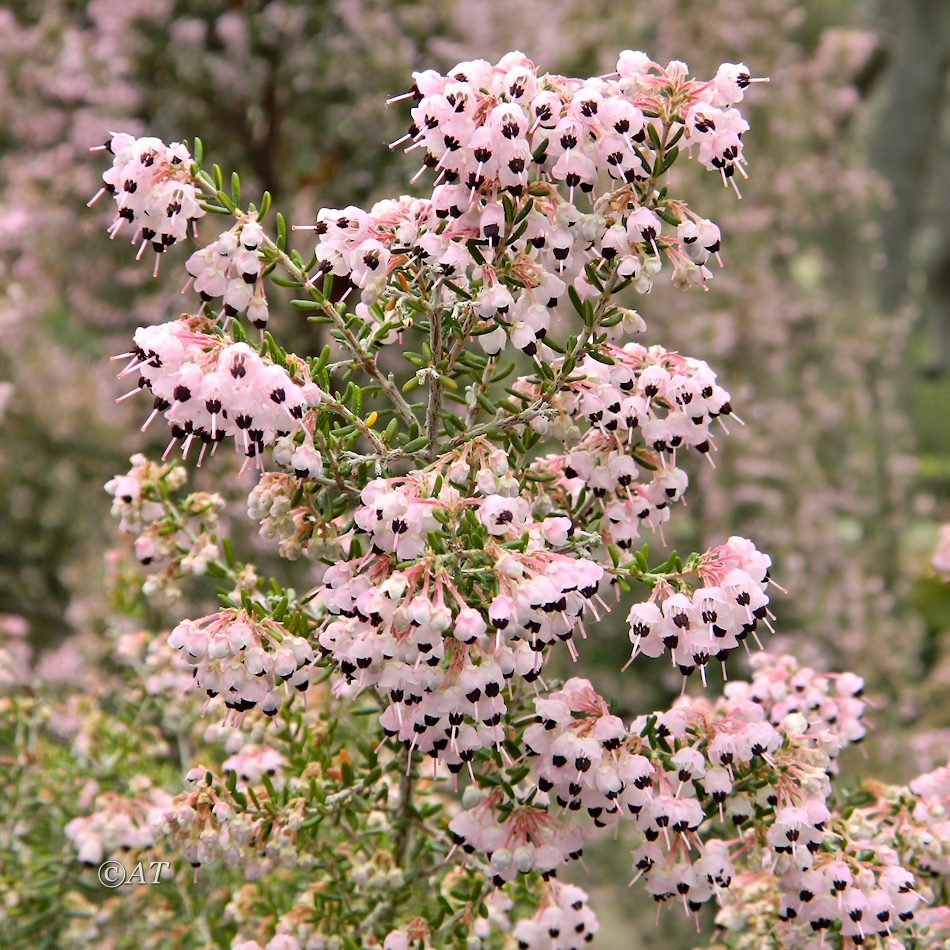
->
[97, 860, 126, 888]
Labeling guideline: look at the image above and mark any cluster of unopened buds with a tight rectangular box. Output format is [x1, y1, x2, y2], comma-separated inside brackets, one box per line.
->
[248, 471, 321, 560]
[164, 769, 302, 877]
[106, 453, 223, 592]
[624, 536, 774, 682]
[65, 781, 172, 867]
[185, 220, 269, 328]
[168, 610, 314, 724]
[244, 432, 343, 557]
[91, 133, 204, 274]
[298, 52, 762, 356]
[115, 316, 321, 468]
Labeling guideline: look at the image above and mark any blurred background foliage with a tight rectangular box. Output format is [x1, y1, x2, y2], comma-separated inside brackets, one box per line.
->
[0, 1, 947, 946]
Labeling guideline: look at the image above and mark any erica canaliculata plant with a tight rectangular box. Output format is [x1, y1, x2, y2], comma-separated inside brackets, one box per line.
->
[87, 50, 948, 949]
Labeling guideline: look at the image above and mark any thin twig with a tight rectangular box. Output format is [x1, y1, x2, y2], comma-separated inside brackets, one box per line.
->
[425, 308, 443, 462]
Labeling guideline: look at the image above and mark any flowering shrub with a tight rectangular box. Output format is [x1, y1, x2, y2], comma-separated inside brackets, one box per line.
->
[0, 0, 923, 707]
[3, 47, 945, 949]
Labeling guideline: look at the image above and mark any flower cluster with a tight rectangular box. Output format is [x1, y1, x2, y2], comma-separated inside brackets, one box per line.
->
[622, 677, 852, 918]
[512, 882, 599, 949]
[65, 780, 172, 867]
[80, 40, 950, 950]
[92, 133, 204, 273]
[222, 745, 286, 788]
[524, 341, 733, 549]
[449, 789, 589, 885]
[909, 760, 950, 878]
[447, 671, 777, 917]
[549, 342, 733, 457]
[776, 862, 921, 943]
[318, 550, 601, 772]
[163, 769, 302, 877]
[716, 755, 949, 947]
[106, 454, 223, 592]
[168, 610, 315, 724]
[625, 536, 773, 681]
[314, 454, 605, 773]
[106, 454, 186, 535]
[539, 693, 727, 918]
[114, 629, 195, 700]
[725, 652, 867, 757]
[302, 52, 760, 358]
[395, 51, 757, 196]
[116, 317, 321, 467]
[247, 471, 325, 560]
[525, 677, 641, 826]
[498, 656, 872, 925]
[184, 221, 269, 328]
